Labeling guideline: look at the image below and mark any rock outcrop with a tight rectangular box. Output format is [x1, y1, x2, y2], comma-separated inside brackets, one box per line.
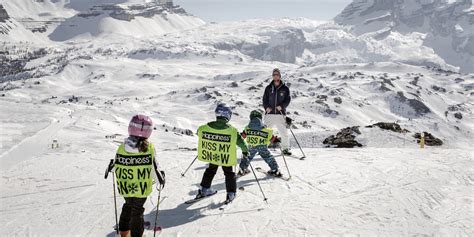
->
[366, 122, 409, 133]
[414, 132, 443, 146]
[323, 126, 363, 148]
[0, 4, 9, 23]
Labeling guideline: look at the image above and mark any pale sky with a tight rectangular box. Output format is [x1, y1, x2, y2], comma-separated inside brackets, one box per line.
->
[173, 0, 353, 22]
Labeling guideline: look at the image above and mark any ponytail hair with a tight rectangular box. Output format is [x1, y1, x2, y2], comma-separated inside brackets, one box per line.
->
[137, 138, 149, 153]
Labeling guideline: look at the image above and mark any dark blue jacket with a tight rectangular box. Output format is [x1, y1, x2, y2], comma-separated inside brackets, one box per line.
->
[262, 81, 291, 115]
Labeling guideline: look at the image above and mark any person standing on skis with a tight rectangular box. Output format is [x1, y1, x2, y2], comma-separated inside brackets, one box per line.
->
[195, 103, 249, 203]
[262, 68, 292, 155]
[238, 110, 282, 177]
[114, 114, 165, 237]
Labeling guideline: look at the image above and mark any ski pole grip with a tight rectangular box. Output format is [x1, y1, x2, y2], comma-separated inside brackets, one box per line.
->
[104, 159, 115, 179]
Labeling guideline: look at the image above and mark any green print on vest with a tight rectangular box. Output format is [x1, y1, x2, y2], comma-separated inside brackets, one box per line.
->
[114, 143, 154, 198]
[245, 127, 273, 147]
[197, 124, 238, 167]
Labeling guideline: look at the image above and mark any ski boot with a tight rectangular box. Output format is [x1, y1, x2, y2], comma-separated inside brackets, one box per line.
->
[267, 169, 282, 177]
[225, 192, 236, 204]
[195, 187, 217, 199]
[237, 168, 250, 177]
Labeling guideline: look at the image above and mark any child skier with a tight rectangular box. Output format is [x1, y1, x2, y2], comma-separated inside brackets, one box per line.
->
[195, 103, 249, 203]
[114, 114, 165, 237]
[238, 110, 282, 177]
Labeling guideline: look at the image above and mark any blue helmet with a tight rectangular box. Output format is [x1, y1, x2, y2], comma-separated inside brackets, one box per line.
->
[215, 103, 232, 121]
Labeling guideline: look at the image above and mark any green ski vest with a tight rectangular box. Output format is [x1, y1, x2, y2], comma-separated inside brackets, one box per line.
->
[244, 127, 273, 147]
[197, 124, 238, 167]
[114, 143, 154, 198]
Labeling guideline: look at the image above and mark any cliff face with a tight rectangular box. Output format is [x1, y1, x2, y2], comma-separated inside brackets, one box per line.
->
[335, 0, 474, 72]
[0, 4, 14, 36]
[0, 4, 10, 23]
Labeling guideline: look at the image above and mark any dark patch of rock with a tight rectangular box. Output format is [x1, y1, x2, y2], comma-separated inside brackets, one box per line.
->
[323, 126, 363, 148]
[432, 85, 447, 93]
[248, 86, 258, 90]
[298, 78, 310, 83]
[414, 132, 443, 146]
[366, 122, 409, 133]
[454, 112, 462, 120]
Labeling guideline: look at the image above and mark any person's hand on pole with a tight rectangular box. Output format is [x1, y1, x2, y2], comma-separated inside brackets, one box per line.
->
[285, 117, 293, 126]
[265, 107, 272, 114]
[276, 106, 282, 112]
[158, 171, 166, 189]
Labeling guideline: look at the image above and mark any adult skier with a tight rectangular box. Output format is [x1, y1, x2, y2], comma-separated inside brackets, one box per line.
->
[238, 110, 282, 177]
[262, 68, 292, 155]
[195, 103, 248, 203]
[114, 115, 165, 237]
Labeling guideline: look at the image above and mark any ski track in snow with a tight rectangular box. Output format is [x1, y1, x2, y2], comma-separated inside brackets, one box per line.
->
[0, 59, 472, 236]
[0, 66, 473, 235]
[0, 112, 472, 236]
[0, 107, 74, 171]
[0, 1, 473, 235]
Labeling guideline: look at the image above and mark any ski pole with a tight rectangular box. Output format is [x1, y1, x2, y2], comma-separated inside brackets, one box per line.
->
[104, 159, 119, 236]
[181, 155, 198, 177]
[279, 111, 306, 159]
[248, 162, 268, 204]
[289, 127, 306, 159]
[153, 186, 163, 237]
[279, 147, 292, 180]
[111, 170, 119, 236]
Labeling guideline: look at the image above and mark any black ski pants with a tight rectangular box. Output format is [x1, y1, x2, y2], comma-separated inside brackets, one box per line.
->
[200, 163, 236, 193]
[119, 197, 147, 237]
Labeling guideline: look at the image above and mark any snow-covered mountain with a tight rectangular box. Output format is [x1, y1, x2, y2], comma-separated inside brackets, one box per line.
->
[0, 3, 42, 42]
[1, 1, 472, 144]
[0, 4, 8, 21]
[335, 0, 474, 73]
[0, 0, 205, 41]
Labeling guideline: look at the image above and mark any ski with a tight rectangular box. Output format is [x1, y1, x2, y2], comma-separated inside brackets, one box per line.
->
[144, 221, 163, 232]
[274, 153, 305, 160]
[255, 167, 291, 181]
[219, 203, 231, 211]
[144, 221, 152, 229]
[184, 190, 218, 204]
[115, 221, 159, 232]
[218, 196, 237, 211]
[235, 171, 251, 180]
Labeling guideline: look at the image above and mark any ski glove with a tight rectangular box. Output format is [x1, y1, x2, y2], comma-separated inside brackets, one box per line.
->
[285, 117, 293, 126]
[242, 151, 249, 158]
[104, 159, 114, 179]
[158, 170, 166, 188]
[271, 136, 281, 144]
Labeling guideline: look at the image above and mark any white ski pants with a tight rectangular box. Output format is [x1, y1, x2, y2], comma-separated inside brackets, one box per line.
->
[264, 114, 289, 150]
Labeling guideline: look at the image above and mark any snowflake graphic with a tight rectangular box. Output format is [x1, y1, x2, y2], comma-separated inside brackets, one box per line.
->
[213, 153, 220, 161]
[128, 183, 138, 194]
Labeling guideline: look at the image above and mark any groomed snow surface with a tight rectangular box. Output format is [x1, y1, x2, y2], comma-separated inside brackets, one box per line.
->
[0, 58, 473, 235]
[1, 0, 473, 236]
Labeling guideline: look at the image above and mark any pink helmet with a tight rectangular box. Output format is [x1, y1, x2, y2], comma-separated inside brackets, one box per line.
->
[128, 114, 153, 138]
